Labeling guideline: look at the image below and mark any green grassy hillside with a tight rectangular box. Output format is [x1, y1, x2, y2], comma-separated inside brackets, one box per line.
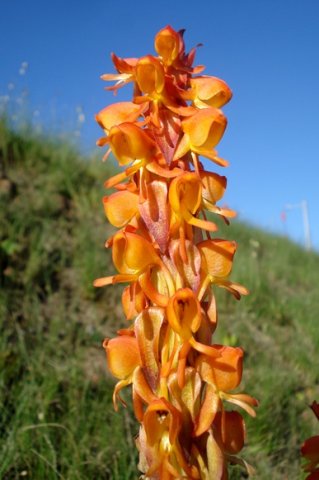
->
[1, 121, 318, 479]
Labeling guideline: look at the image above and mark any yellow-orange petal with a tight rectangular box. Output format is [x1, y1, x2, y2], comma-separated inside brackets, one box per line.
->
[206, 430, 225, 478]
[182, 107, 227, 149]
[198, 239, 237, 279]
[103, 191, 139, 228]
[193, 384, 220, 436]
[200, 171, 227, 204]
[190, 76, 232, 109]
[103, 335, 141, 380]
[168, 368, 202, 424]
[133, 367, 158, 405]
[169, 172, 202, 216]
[135, 55, 165, 94]
[108, 122, 158, 166]
[155, 25, 181, 65]
[196, 346, 243, 392]
[95, 102, 146, 132]
[139, 270, 169, 307]
[112, 231, 160, 275]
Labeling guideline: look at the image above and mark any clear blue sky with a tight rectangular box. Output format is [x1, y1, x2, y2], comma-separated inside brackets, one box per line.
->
[1, 0, 319, 249]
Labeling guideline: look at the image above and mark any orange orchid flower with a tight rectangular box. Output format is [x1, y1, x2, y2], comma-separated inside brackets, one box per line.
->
[140, 397, 200, 479]
[135, 55, 166, 95]
[95, 101, 145, 134]
[200, 171, 237, 220]
[103, 334, 141, 408]
[166, 288, 220, 362]
[169, 172, 218, 233]
[154, 25, 182, 66]
[96, 25, 257, 479]
[94, 230, 161, 287]
[194, 346, 258, 436]
[197, 238, 249, 301]
[174, 107, 228, 166]
[103, 190, 139, 228]
[108, 122, 159, 167]
[189, 76, 232, 109]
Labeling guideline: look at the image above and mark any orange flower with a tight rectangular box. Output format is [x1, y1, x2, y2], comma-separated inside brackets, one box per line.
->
[174, 107, 228, 166]
[194, 346, 258, 436]
[108, 122, 158, 167]
[94, 230, 161, 287]
[154, 25, 182, 66]
[198, 238, 249, 301]
[135, 55, 165, 95]
[169, 172, 218, 233]
[96, 102, 145, 133]
[190, 76, 232, 109]
[103, 190, 139, 228]
[200, 171, 236, 219]
[103, 334, 141, 408]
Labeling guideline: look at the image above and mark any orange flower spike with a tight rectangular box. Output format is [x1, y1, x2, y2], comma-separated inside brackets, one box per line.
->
[169, 172, 218, 233]
[103, 335, 141, 409]
[154, 25, 182, 66]
[190, 76, 232, 109]
[96, 26, 255, 479]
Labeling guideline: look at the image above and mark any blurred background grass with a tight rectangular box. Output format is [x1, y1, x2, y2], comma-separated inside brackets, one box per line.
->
[0, 119, 318, 479]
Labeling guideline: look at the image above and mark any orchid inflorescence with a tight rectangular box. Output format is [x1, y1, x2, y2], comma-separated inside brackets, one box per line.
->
[95, 26, 258, 479]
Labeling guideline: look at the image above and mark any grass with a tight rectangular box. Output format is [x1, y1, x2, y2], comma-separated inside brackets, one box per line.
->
[0, 120, 318, 479]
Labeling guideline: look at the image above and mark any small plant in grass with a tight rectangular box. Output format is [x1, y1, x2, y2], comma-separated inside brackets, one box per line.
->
[95, 26, 258, 478]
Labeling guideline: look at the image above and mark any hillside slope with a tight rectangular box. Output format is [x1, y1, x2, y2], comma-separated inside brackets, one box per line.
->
[0, 122, 318, 479]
